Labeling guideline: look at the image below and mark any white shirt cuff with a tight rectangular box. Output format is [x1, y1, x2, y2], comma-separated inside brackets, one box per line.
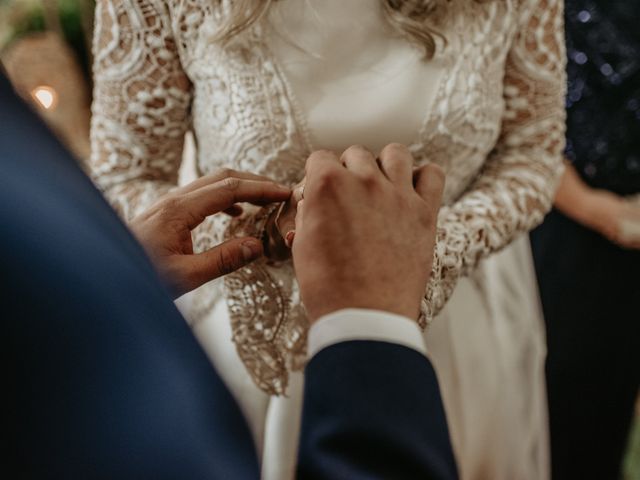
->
[307, 308, 428, 359]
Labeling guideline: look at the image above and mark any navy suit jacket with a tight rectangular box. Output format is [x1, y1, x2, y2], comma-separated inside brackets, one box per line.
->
[1, 72, 457, 479]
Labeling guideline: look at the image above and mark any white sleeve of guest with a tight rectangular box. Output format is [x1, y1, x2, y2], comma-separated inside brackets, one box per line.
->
[308, 309, 428, 359]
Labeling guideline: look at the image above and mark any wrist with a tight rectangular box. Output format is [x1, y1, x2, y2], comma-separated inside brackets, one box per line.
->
[580, 190, 613, 230]
[559, 186, 597, 228]
[304, 293, 421, 326]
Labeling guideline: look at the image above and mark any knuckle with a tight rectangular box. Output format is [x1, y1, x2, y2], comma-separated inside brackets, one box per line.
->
[157, 196, 181, 218]
[315, 167, 343, 191]
[380, 142, 409, 158]
[315, 148, 337, 157]
[343, 144, 370, 155]
[268, 180, 283, 193]
[424, 162, 446, 183]
[307, 149, 336, 164]
[217, 167, 236, 178]
[219, 176, 241, 192]
[361, 171, 381, 189]
[215, 247, 240, 275]
[342, 144, 374, 162]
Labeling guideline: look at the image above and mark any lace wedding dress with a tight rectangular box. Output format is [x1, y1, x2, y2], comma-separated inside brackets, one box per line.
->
[90, 0, 566, 478]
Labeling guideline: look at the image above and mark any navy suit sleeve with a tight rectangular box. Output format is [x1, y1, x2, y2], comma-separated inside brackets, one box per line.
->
[1, 73, 258, 480]
[298, 341, 458, 480]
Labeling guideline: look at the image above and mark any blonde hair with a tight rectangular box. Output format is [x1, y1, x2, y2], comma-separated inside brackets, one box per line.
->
[214, 0, 474, 59]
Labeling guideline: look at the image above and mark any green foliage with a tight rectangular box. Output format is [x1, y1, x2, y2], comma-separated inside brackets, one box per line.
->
[9, 5, 46, 40]
[625, 415, 640, 480]
[1, 0, 95, 78]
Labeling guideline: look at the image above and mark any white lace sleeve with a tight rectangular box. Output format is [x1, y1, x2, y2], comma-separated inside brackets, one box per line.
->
[421, 0, 567, 325]
[89, 0, 192, 220]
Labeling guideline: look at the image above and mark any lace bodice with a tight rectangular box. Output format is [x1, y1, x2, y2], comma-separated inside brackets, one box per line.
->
[90, 0, 566, 394]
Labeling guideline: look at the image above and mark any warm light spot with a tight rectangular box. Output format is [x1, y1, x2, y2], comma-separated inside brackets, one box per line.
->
[31, 86, 58, 110]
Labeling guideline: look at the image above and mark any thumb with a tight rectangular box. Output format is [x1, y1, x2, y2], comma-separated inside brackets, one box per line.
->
[181, 237, 263, 289]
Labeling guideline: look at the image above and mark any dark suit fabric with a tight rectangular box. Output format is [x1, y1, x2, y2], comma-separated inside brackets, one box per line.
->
[298, 341, 457, 480]
[1, 72, 456, 480]
[531, 210, 640, 480]
[1, 72, 259, 479]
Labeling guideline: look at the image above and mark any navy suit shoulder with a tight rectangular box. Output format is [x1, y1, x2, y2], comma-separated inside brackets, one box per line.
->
[1, 73, 258, 479]
[299, 341, 458, 480]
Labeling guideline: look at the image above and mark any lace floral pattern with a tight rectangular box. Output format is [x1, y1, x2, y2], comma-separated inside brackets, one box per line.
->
[90, 0, 566, 394]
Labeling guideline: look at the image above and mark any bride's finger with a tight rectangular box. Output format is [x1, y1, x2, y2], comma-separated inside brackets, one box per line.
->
[414, 163, 445, 207]
[276, 201, 297, 239]
[274, 180, 305, 237]
[286, 201, 304, 249]
[378, 143, 413, 187]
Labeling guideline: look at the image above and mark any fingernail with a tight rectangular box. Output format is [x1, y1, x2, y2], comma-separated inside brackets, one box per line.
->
[284, 230, 295, 248]
[241, 240, 260, 260]
[277, 183, 291, 192]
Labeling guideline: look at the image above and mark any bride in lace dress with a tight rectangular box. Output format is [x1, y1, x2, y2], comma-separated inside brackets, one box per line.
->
[89, 0, 566, 478]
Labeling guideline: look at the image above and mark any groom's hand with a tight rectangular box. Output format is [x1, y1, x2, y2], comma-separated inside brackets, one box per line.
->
[292, 144, 444, 323]
[131, 169, 291, 298]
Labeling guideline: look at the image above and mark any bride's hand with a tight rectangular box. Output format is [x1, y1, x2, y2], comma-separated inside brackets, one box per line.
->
[263, 179, 305, 260]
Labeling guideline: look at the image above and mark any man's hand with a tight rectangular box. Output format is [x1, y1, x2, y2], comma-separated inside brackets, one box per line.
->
[292, 144, 444, 323]
[130, 169, 291, 297]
